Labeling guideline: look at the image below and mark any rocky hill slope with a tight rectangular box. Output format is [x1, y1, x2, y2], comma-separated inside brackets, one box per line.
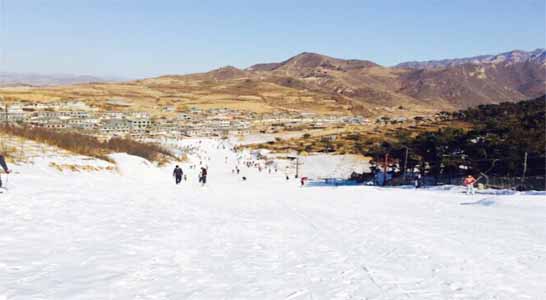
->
[0, 49, 543, 116]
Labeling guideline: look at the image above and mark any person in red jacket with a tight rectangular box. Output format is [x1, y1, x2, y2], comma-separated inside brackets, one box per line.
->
[463, 175, 477, 195]
[0, 155, 11, 188]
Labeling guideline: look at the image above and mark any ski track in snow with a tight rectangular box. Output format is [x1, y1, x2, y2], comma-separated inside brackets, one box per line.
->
[0, 139, 545, 299]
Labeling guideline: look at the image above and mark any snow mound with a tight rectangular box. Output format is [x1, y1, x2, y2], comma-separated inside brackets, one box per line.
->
[109, 153, 160, 177]
[427, 184, 546, 196]
[460, 198, 497, 206]
[299, 154, 369, 178]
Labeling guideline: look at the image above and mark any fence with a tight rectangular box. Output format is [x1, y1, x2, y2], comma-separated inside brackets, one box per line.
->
[306, 178, 364, 187]
[390, 174, 545, 191]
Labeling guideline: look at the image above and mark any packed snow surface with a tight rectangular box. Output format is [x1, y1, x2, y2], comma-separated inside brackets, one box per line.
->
[0, 139, 545, 299]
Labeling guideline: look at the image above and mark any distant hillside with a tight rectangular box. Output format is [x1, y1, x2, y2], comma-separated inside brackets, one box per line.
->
[397, 57, 546, 107]
[396, 48, 545, 69]
[247, 52, 379, 73]
[0, 49, 544, 116]
[245, 50, 546, 109]
[0, 72, 121, 87]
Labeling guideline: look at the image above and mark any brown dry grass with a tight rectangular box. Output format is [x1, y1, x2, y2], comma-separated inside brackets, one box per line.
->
[244, 120, 473, 155]
[0, 70, 443, 118]
[0, 126, 175, 163]
[48, 162, 116, 172]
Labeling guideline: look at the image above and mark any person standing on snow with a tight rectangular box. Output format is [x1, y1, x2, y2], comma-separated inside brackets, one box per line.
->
[199, 167, 208, 186]
[414, 173, 422, 188]
[463, 175, 477, 195]
[0, 155, 11, 188]
[173, 165, 183, 185]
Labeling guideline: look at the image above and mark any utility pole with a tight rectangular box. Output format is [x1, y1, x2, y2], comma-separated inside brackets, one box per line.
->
[4, 103, 7, 127]
[403, 146, 409, 183]
[295, 156, 300, 178]
[521, 152, 528, 188]
[383, 153, 389, 186]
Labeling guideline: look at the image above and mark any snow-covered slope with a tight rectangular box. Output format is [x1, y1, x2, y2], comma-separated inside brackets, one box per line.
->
[0, 139, 545, 299]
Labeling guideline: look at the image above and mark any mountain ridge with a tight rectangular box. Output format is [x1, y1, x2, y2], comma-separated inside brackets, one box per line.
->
[396, 48, 545, 69]
[0, 48, 544, 116]
[0, 72, 123, 87]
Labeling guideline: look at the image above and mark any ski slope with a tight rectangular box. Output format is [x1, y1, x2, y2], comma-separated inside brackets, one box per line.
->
[0, 139, 545, 299]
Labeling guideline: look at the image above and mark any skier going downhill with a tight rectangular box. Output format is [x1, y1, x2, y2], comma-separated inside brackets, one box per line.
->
[0, 154, 11, 189]
[173, 165, 183, 185]
[463, 175, 477, 195]
[199, 167, 208, 186]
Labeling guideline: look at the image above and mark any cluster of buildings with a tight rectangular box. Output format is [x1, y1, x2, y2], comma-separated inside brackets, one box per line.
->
[255, 112, 367, 129]
[0, 101, 369, 141]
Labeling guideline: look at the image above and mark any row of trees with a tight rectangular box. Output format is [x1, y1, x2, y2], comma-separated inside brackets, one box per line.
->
[362, 96, 545, 185]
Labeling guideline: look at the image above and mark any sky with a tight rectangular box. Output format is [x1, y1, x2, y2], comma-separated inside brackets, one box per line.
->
[0, 0, 544, 78]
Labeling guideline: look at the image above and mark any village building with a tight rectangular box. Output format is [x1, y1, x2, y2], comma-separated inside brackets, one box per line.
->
[99, 119, 132, 135]
[128, 118, 152, 130]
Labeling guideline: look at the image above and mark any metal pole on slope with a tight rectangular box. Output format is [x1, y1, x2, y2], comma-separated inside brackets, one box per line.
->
[521, 152, 528, 189]
[295, 156, 299, 179]
[403, 146, 409, 183]
[383, 153, 389, 186]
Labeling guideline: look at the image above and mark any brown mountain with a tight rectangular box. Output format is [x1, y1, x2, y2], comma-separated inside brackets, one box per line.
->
[248, 52, 379, 74]
[247, 52, 425, 111]
[396, 48, 545, 69]
[397, 53, 545, 107]
[0, 50, 544, 116]
[246, 50, 545, 109]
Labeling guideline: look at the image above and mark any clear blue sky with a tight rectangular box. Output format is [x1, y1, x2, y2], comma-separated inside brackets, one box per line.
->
[1, 0, 544, 78]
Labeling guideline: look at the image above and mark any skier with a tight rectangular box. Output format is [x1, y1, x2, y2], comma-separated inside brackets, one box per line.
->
[414, 173, 422, 188]
[173, 165, 183, 185]
[199, 167, 208, 186]
[464, 175, 477, 195]
[0, 155, 11, 189]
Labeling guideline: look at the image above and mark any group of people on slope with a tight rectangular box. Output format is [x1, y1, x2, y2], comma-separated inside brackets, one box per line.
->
[2, 150, 481, 195]
[172, 165, 208, 186]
